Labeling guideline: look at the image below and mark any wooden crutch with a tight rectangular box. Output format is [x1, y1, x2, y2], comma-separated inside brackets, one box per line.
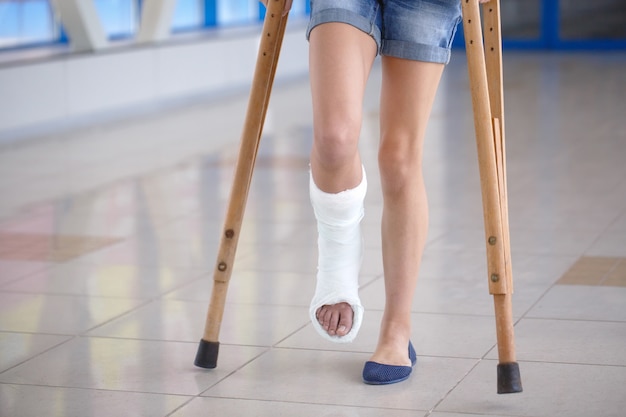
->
[194, 0, 288, 369]
[461, 0, 522, 393]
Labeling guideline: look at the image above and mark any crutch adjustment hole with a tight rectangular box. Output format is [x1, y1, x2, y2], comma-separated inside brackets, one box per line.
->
[218, 262, 228, 272]
[225, 229, 235, 239]
[491, 274, 500, 283]
[488, 236, 497, 245]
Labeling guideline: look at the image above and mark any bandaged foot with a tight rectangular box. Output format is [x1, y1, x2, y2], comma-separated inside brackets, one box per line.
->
[309, 166, 367, 343]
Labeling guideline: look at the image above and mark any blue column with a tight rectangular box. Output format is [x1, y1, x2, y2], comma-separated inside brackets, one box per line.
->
[541, 0, 560, 48]
[205, 0, 216, 27]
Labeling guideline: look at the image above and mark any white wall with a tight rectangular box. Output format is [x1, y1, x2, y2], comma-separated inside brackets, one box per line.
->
[0, 21, 309, 142]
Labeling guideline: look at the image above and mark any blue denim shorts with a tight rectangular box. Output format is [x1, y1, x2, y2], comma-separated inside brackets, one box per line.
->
[306, 0, 462, 64]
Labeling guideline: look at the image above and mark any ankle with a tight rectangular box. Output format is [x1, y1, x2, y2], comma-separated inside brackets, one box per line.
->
[380, 316, 411, 340]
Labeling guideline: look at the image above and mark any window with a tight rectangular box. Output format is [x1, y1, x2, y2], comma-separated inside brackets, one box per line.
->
[94, 0, 137, 39]
[217, 0, 259, 27]
[289, 0, 307, 17]
[173, 0, 204, 31]
[559, 0, 626, 40]
[501, 0, 541, 40]
[0, 0, 315, 51]
[0, 0, 57, 48]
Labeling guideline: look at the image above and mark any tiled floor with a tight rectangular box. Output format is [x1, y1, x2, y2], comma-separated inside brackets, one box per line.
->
[1, 49, 626, 417]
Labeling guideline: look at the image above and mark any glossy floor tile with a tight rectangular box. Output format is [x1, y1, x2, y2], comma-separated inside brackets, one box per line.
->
[436, 360, 626, 417]
[172, 397, 427, 417]
[0, 332, 70, 372]
[1, 50, 626, 417]
[204, 348, 477, 412]
[0, 384, 191, 417]
[495, 318, 626, 366]
[0, 337, 266, 396]
[0, 293, 144, 333]
[87, 299, 311, 346]
[1, 262, 206, 298]
[279, 309, 498, 359]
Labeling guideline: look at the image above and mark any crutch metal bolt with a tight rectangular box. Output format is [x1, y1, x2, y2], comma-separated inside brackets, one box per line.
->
[462, 0, 523, 394]
[194, 0, 289, 369]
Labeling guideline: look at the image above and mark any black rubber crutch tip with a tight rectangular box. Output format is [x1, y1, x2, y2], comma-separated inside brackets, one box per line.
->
[194, 339, 220, 369]
[497, 362, 523, 394]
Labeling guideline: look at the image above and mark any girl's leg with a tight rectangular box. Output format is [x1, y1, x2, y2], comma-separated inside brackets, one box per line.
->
[309, 22, 376, 192]
[308, 22, 377, 338]
[372, 56, 444, 365]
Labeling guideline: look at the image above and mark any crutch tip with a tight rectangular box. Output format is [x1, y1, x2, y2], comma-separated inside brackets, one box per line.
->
[194, 339, 220, 369]
[497, 362, 523, 394]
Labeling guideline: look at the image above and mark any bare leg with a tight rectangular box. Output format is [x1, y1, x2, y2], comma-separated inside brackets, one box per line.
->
[309, 22, 377, 338]
[372, 56, 444, 365]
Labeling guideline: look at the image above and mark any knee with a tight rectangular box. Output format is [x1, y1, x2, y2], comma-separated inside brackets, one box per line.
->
[378, 138, 424, 196]
[312, 120, 360, 170]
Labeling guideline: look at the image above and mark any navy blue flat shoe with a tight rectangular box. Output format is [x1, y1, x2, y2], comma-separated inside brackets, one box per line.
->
[362, 341, 417, 385]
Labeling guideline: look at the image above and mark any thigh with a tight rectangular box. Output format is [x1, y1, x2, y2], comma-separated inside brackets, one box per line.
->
[307, 0, 380, 124]
[379, 56, 444, 165]
[309, 22, 377, 132]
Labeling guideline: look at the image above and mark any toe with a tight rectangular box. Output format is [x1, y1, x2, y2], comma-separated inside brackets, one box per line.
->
[336, 308, 352, 336]
[317, 307, 330, 331]
[327, 310, 340, 335]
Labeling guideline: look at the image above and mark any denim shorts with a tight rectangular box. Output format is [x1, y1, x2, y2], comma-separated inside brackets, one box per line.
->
[306, 0, 462, 64]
